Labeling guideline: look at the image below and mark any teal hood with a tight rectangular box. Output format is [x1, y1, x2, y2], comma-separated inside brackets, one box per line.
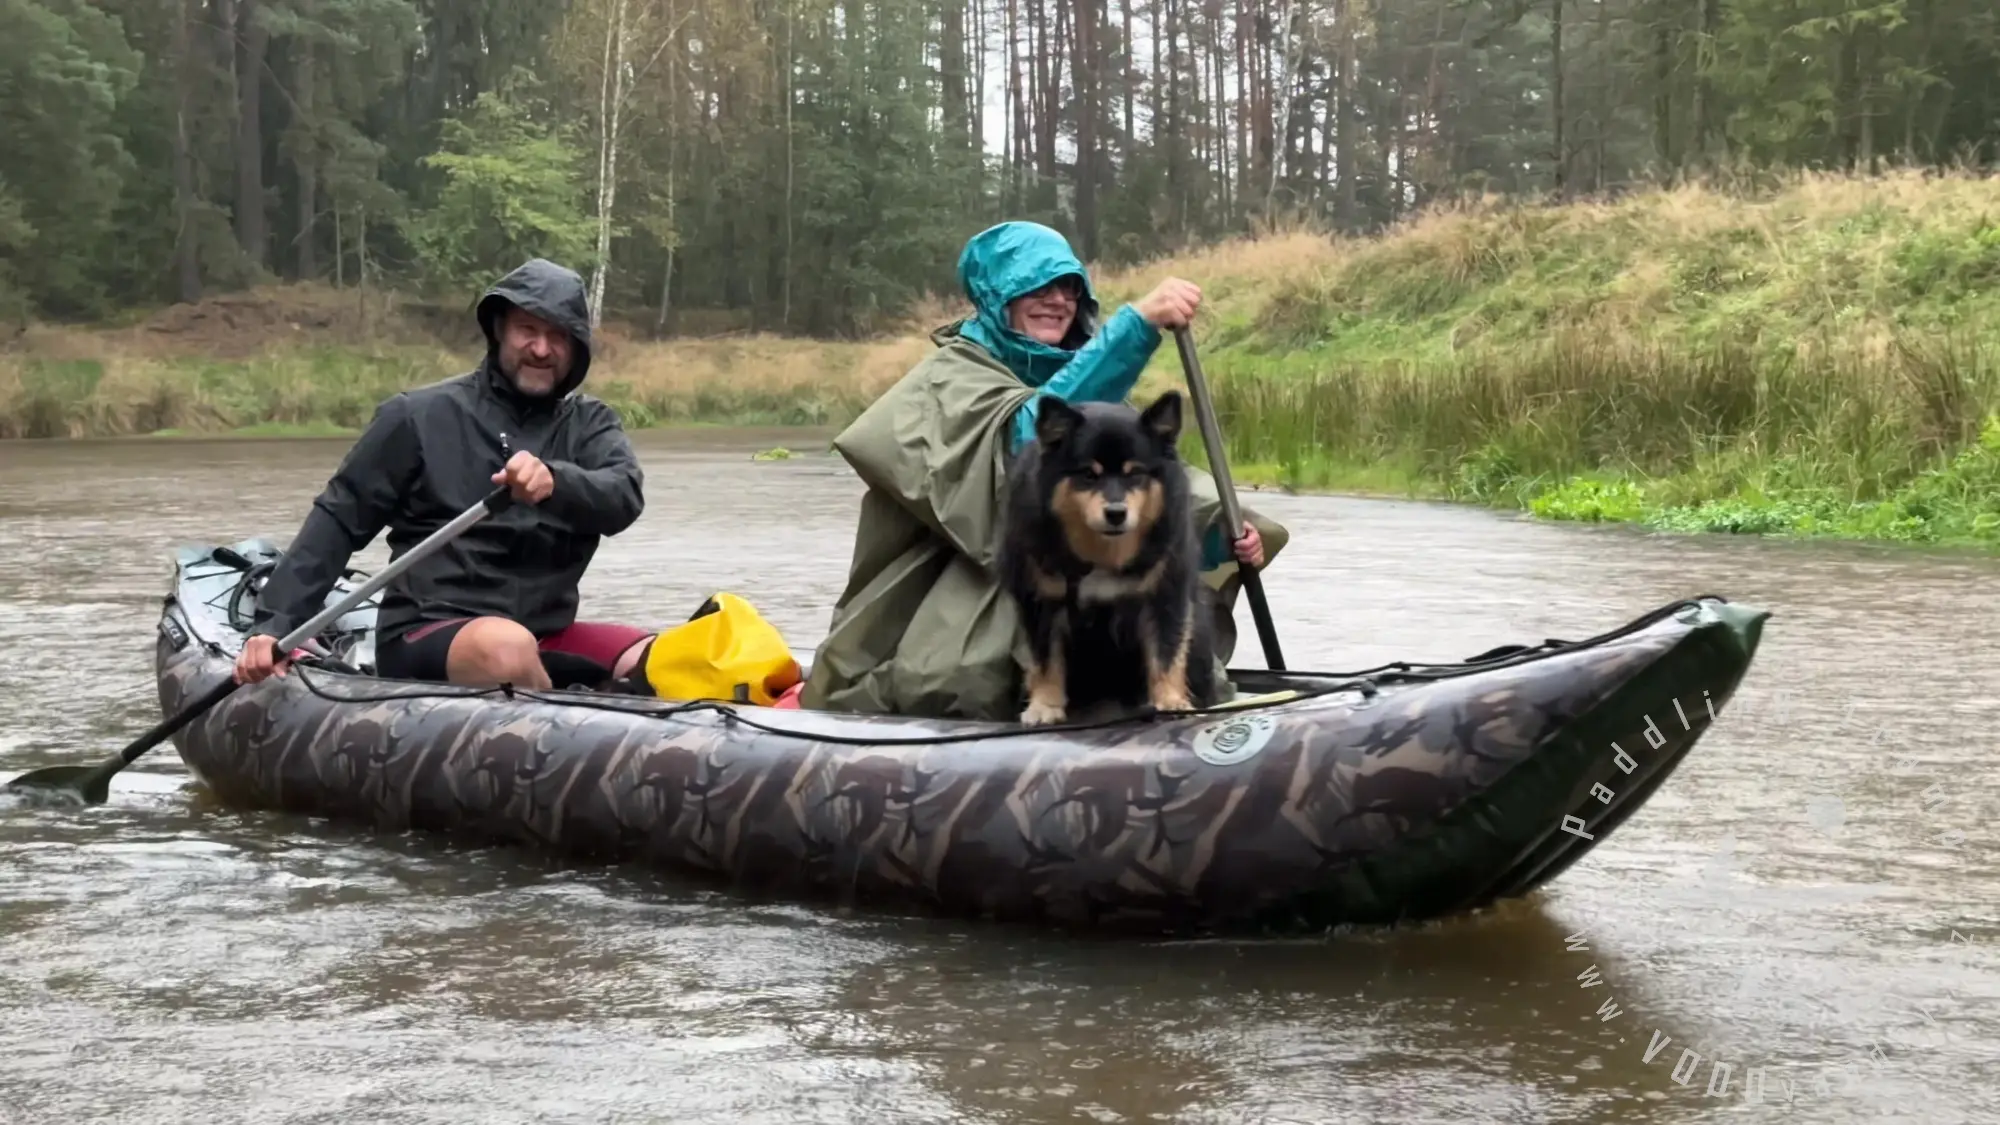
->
[955, 221, 1101, 387]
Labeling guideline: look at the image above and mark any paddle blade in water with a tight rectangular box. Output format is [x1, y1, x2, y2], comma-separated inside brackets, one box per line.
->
[4, 764, 111, 807]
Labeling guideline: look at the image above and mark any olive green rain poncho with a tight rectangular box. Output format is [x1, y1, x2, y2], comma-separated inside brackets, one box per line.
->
[797, 221, 1290, 720]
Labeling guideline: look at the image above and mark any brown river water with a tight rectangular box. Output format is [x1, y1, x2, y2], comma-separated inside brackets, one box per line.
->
[1, 429, 1996, 1124]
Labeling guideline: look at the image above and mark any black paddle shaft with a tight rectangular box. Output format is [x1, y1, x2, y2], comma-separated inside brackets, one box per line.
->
[112, 677, 243, 770]
[1171, 327, 1286, 672]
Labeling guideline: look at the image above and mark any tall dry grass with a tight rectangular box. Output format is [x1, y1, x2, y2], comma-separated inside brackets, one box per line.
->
[1206, 329, 1999, 504]
[8, 166, 2000, 459]
[0, 330, 933, 439]
[1241, 167, 2000, 364]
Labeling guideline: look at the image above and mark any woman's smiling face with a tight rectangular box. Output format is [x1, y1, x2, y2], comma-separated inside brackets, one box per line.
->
[1007, 275, 1083, 345]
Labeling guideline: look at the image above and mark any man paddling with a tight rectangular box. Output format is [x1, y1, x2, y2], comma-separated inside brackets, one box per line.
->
[234, 257, 649, 691]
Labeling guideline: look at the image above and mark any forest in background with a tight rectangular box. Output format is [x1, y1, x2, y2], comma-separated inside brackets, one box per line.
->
[7, 0, 2000, 337]
[12, 0, 2000, 550]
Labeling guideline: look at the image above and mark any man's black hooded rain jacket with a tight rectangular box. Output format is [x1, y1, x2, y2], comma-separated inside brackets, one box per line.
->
[250, 258, 645, 649]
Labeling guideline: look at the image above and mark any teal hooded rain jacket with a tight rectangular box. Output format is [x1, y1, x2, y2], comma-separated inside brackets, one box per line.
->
[955, 221, 1164, 454]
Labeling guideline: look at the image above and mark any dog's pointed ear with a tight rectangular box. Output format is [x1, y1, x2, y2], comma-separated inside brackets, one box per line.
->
[1035, 396, 1083, 448]
[1140, 390, 1183, 445]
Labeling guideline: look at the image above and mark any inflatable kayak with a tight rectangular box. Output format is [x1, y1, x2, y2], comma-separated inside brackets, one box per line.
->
[153, 537, 1769, 936]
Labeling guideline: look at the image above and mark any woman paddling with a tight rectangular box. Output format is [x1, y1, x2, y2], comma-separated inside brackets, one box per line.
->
[790, 220, 1288, 719]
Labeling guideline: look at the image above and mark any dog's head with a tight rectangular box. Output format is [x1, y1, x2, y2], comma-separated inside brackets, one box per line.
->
[1031, 391, 1185, 550]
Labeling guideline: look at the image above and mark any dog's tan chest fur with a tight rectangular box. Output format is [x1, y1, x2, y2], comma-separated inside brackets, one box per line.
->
[1028, 559, 1168, 606]
[1075, 560, 1166, 605]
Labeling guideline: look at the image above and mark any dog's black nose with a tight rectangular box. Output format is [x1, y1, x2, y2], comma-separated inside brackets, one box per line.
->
[1102, 504, 1128, 526]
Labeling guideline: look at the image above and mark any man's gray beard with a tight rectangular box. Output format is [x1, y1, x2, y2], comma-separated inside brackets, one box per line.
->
[504, 361, 561, 396]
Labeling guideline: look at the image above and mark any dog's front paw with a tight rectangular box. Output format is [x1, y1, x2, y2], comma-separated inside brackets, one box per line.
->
[1149, 687, 1194, 713]
[1020, 698, 1068, 726]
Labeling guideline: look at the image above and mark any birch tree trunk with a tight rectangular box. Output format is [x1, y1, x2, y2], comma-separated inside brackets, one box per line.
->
[653, 1, 679, 335]
[782, 0, 794, 328]
[295, 40, 317, 281]
[1551, 0, 1566, 199]
[172, 0, 202, 303]
[1266, 0, 1300, 214]
[235, 0, 270, 268]
[588, 0, 630, 331]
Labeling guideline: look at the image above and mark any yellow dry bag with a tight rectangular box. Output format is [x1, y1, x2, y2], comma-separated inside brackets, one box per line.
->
[637, 593, 802, 705]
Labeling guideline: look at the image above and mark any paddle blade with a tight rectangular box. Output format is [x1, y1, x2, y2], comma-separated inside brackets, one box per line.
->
[5, 763, 113, 807]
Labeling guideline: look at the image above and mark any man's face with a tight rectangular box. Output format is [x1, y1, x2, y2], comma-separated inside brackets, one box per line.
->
[497, 306, 573, 396]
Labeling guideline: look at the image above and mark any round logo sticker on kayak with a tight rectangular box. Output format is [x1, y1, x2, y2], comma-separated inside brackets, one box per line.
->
[1193, 714, 1279, 766]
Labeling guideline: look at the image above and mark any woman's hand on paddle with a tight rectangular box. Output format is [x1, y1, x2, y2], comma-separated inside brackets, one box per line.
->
[492, 451, 554, 504]
[1233, 524, 1265, 569]
[234, 634, 291, 684]
[1135, 277, 1202, 329]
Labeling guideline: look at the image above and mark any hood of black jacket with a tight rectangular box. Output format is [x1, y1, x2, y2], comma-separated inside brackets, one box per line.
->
[474, 258, 596, 410]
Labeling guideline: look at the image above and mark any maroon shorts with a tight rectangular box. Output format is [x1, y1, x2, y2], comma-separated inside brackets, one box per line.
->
[376, 617, 652, 684]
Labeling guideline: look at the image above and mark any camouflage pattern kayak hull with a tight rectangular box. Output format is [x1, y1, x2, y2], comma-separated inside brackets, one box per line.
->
[153, 539, 1769, 936]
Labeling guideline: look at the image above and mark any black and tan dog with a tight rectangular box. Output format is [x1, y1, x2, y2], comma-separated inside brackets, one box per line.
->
[997, 390, 1224, 726]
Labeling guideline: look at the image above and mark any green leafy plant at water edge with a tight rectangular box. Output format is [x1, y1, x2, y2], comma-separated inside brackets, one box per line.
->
[1852, 413, 2000, 542]
[1528, 477, 1646, 522]
[1531, 416, 2000, 546]
[1641, 493, 1851, 536]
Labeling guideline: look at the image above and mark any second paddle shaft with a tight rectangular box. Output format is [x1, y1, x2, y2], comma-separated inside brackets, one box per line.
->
[1171, 326, 1286, 671]
[1171, 329, 1248, 542]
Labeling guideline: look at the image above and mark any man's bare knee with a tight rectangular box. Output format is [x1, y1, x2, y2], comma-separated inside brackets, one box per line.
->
[611, 636, 652, 682]
[445, 617, 551, 689]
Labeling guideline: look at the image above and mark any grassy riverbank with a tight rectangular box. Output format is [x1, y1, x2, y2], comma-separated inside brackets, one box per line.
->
[0, 285, 930, 439]
[0, 335, 927, 439]
[1140, 168, 2000, 548]
[8, 168, 2000, 546]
